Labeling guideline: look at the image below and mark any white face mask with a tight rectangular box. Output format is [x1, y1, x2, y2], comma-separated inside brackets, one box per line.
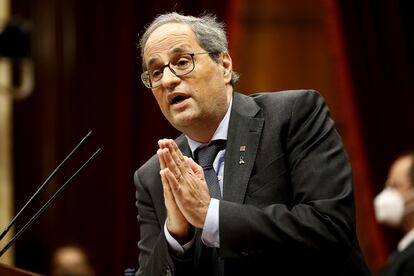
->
[374, 188, 404, 226]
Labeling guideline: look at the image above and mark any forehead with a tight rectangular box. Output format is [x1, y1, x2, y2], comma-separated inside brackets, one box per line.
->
[144, 23, 201, 61]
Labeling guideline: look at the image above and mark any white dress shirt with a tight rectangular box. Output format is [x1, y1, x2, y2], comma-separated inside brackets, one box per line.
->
[397, 228, 414, 252]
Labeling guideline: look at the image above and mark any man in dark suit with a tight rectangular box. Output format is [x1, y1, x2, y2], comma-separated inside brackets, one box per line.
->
[134, 12, 370, 276]
[374, 152, 414, 276]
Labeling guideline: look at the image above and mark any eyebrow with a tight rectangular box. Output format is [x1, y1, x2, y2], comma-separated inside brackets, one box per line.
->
[146, 46, 193, 68]
[168, 47, 189, 55]
[147, 57, 162, 69]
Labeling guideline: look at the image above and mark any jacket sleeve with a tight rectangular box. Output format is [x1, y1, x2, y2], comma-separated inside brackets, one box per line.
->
[135, 165, 195, 276]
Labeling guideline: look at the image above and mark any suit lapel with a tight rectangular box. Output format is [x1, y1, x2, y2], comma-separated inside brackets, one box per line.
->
[176, 134, 192, 157]
[223, 92, 264, 203]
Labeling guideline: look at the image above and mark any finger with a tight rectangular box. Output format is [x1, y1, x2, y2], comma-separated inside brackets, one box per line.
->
[187, 156, 201, 171]
[158, 139, 169, 149]
[168, 139, 186, 165]
[166, 140, 189, 174]
[164, 167, 180, 192]
[160, 169, 170, 194]
[160, 169, 174, 207]
[161, 169, 181, 216]
[157, 149, 166, 170]
[186, 157, 205, 181]
[162, 148, 182, 179]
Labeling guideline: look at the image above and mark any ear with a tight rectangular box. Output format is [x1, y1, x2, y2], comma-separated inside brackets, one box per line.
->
[221, 52, 233, 84]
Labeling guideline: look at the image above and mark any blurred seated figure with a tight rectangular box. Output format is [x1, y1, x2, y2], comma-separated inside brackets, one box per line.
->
[374, 152, 414, 276]
[50, 244, 95, 276]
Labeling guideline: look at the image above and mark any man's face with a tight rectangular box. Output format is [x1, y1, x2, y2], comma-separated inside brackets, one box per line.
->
[386, 155, 413, 195]
[143, 23, 232, 137]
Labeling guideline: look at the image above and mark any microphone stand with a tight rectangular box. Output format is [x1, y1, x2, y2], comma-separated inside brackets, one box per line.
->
[0, 131, 92, 242]
[0, 148, 102, 257]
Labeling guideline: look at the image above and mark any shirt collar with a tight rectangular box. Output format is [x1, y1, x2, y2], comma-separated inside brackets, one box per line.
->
[398, 228, 414, 252]
[186, 97, 232, 155]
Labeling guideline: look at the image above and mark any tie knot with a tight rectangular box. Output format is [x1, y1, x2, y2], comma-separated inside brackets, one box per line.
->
[195, 140, 226, 168]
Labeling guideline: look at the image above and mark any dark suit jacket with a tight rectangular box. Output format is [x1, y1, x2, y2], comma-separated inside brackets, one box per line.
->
[134, 90, 371, 276]
[380, 241, 414, 276]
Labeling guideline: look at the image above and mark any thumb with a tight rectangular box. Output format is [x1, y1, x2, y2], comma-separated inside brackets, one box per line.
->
[186, 157, 205, 180]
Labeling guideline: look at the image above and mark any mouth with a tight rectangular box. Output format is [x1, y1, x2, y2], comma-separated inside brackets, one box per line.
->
[168, 93, 191, 106]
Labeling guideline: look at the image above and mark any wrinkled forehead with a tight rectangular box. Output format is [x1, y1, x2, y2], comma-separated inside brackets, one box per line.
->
[143, 23, 202, 63]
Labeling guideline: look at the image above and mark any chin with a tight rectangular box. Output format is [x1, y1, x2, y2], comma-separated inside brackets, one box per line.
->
[170, 116, 198, 131]
[171, 109, 198, 123]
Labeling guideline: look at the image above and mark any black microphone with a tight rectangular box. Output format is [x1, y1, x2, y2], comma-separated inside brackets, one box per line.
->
[0, 131, 102, 257]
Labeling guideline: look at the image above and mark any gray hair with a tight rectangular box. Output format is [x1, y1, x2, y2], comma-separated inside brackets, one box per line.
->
[138, 12, 239, 86]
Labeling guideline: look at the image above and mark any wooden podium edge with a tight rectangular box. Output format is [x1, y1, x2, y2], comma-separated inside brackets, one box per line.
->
[0, 262, 43, 276]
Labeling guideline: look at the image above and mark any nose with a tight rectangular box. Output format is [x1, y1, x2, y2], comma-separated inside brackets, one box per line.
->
[160, 66, 181, 89]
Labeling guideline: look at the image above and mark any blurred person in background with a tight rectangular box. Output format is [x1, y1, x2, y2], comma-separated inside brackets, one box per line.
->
[50, 244, 96, 276]
[374, 152, 414, 276]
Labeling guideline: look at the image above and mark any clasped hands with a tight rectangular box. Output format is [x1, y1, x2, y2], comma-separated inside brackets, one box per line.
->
[157, 139, 211, 243]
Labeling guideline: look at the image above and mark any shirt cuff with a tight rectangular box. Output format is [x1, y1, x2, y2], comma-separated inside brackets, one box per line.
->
[164, 221, 195, 256]
[201, 198, 220, 248]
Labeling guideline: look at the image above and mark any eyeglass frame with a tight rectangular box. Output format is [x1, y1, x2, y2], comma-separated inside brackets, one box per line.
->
[140, 52, 218, 89]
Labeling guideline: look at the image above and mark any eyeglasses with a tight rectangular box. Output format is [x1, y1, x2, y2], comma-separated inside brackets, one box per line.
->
[141, 52, 214, 89]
